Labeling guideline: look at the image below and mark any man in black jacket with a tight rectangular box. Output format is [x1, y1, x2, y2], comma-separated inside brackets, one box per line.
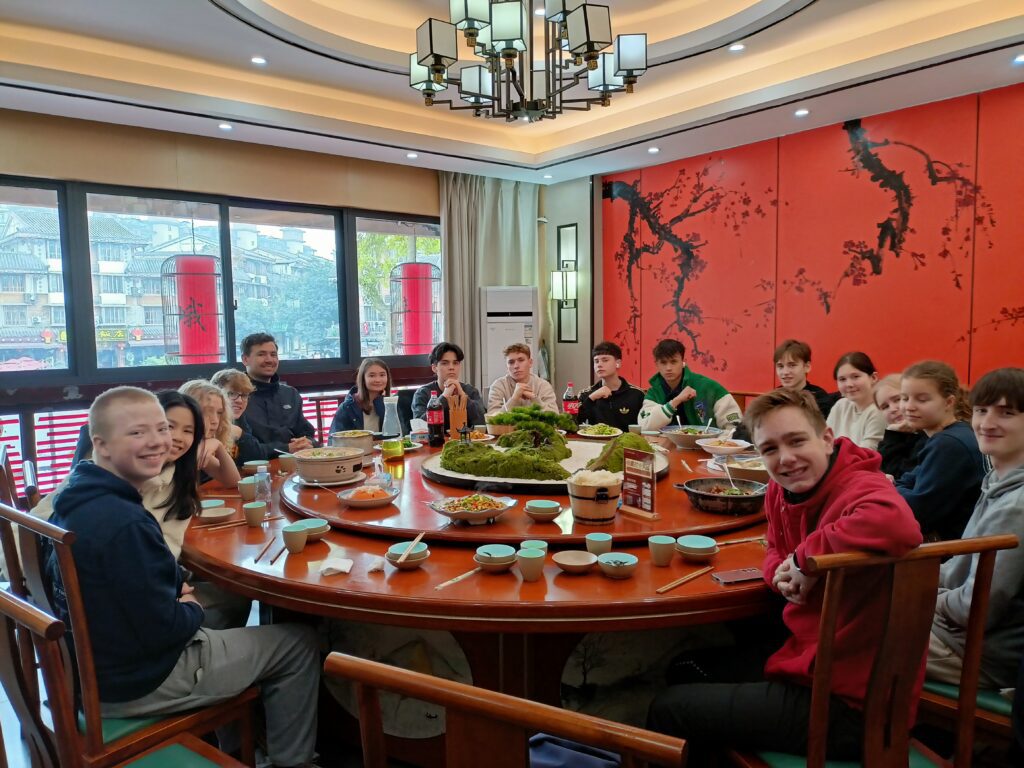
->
[241, 332, 318, 453]
[578, 341, 645, 431]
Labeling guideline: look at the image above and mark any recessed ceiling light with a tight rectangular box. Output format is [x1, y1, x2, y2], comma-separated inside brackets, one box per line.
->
[1015, 53, 1024, 64]
[647, 146, 660, 154]
[728, 43, 745, 52]
[218, 122, 233, 131]
[535, 7, 545, 15]
[794, 108, 810, 117]
[250, 56, 267, 66]
[543, 174, 553, 179]
[406, 152, 419, 159]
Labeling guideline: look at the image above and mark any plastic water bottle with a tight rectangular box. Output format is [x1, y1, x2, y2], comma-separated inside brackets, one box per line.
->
[255, 464, 272, 503]
[382, 394, 402, 437]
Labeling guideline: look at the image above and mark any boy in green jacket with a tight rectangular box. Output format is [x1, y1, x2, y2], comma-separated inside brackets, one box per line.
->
[638, 339, 742, 430]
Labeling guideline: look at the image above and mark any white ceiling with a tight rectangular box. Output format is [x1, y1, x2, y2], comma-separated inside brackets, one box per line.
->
[0, 0, 1022, 183]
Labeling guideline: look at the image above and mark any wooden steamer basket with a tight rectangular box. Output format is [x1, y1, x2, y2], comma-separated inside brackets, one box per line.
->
[566, 477, 623, 526]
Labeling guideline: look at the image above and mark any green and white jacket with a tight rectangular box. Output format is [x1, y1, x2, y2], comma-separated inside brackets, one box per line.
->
[638, 369, 742, 431]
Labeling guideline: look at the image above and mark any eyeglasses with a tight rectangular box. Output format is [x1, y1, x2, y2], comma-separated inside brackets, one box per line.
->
[226, 391, 250, 401]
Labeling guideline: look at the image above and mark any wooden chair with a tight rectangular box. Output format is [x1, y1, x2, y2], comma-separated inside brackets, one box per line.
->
[0, 500, 258, 768]
[727, 534, 1018, 768]
[21, 457, 41, 510]
[0, 444, 40, 511]
[323, 650, 688, 768]
[0, 582, 246, 768]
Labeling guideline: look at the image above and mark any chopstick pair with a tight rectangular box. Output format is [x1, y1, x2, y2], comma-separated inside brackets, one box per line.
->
[197, 515, 284, 532]
[434, 566, 482, 591]
[717, 535, 767, 547]
[656, 565, 714, 594]
[396, 532, 425, 565]
[254, 535, 287, 565]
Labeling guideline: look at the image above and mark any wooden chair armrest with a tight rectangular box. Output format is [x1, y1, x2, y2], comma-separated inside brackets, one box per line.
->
[804, 534, 1019, 574]
[21, 460, 40, 508]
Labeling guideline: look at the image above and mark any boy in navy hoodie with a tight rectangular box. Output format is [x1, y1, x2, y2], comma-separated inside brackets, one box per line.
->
[47, 387, 320, 768]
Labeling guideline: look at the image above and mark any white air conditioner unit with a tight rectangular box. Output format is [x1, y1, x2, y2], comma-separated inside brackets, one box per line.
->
[24, 292, 37, 303]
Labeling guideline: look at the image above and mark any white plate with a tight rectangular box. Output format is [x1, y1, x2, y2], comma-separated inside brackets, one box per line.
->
[576, 426, 623, 440]
[427, 495, 516, 525]
[373, 441, 424, 452]
[337, 486, 401, 508]
[196, 506, 235, 521]
[469, 434, 496, 443]
[292, 474, 365, 488]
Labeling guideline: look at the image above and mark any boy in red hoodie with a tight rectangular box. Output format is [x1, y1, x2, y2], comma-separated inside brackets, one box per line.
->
[648, 388, 922, 762]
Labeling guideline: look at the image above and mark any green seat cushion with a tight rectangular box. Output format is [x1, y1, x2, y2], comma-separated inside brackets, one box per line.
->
[922, 681, 1013, 717]
[124, 743, 224, 767]
[756, 744, 935, 767]
[77, 712, 164, 743]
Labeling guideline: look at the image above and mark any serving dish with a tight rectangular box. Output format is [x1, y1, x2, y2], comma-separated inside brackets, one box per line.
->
[293, 446, 364, 484]
[337, 485, 400, 508]
[678, 478, 767, 516]
[695, 437, 753, 456]
[576, 424, 623, 440]
[711, 453, 770, 484]
[659, 425, 724, 450]
[427, 495, 516, 525]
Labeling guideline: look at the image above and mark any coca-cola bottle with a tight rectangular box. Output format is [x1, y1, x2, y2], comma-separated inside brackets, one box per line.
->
[562, 381, 580, 420]
[427, 390, 445, 447]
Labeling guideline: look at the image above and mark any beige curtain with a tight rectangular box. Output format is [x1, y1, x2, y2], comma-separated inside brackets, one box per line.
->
[440, 172, 541, 388]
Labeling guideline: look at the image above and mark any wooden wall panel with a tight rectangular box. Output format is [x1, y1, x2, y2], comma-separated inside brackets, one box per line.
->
[970, 84, 1024, 381]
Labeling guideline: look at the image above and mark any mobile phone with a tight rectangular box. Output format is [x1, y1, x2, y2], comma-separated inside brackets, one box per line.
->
[712, 567, 764, 585]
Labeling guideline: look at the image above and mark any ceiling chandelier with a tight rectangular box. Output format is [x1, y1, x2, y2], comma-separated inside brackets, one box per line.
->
[410, 1, 647, 123]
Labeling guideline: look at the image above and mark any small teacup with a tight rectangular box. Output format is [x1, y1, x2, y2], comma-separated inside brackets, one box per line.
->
[520, 539, 548, 553]
[585, 532, 613, 555]
[282, 526, 308, 554]
[243, 501, 268, 527]
[628, 424, 642, 434]
[517, 548, 546, 583]
[277, 453, 297, 473]
[648, 535, 676, 566]
[238, 476, 257, 502]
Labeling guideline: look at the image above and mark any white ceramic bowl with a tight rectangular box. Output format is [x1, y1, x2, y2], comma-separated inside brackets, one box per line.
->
[386, 548, 430, 570]
[695, 437, 753, 456]
[659, 425, 724, 450]
[284, 519, 331, 541]
[597, 552, 639, 579]
[552, 550, 598, 574]
[475, 544, 517, 564]
[473, 554, 515, 574]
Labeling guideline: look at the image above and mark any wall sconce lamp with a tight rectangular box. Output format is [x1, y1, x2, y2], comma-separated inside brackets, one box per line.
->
[552, 224, 578, 343]
[550, 261, 578, 309]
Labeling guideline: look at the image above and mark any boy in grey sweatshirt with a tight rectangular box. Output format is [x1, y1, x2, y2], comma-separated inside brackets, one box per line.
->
[929, 367, 1024, 689]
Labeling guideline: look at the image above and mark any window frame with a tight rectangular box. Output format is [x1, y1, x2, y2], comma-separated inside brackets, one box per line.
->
[0, 176, 438, 389]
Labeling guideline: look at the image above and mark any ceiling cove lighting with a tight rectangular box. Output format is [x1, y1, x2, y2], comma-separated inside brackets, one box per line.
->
[250, 56, 267, 65]
[647, 146, 660, 154]
[794, 108, 810, 117]
[411, 1, 647, 123]
[728, 43, 745, 52]
[218, 122, 233, 131]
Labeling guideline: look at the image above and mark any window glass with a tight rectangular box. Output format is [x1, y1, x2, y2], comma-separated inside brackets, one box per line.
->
[85, 193, 225, 369]
[229, 207, 340, 360]
[0, 184, 68, 371]
[355, 217, 442, 357]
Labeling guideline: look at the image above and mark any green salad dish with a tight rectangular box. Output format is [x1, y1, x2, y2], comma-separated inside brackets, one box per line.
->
[439, 441, 570, 480]
[487, 404, 577, 433]
[586, 432, 653, 473]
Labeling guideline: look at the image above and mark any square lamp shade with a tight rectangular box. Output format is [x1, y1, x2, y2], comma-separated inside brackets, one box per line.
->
[474, 23, 496, 57]
[588, 52, 624, 92]
[460, 65, 494, 104]
[544, 0, 585, 22]
[614, 33, 647, 76]
[491, 1, 528, 53]
[417, 18, 459, 71]
[551, 267, 578, 302]
[566, 4, 612, 59]
[450, 0, 489, 29]
[410, 54, 449, 93]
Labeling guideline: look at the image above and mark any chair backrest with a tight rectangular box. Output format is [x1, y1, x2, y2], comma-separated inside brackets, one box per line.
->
[802, 533, 1018, 768]
[0, 445, 17, 508]
[0, 500, 108, 757]
[0, 580, 79, 768]
[324, 651, 687, 768]
[22, 458, 42, 510]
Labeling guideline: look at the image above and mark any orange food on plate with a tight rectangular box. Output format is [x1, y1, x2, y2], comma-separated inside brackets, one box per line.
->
[349, 486, 390, 500]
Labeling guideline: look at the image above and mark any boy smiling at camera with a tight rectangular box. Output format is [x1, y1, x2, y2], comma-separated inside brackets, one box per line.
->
[648, 387, 921, 762]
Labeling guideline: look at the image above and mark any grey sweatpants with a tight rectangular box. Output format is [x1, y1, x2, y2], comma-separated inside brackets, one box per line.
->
[101, 624, 319, 767]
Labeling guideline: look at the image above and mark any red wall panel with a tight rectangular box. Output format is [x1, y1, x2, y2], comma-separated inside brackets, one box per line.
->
[777, 95, 978, 384]
[601, 169, 644, 383]
[970, 84, 1024, 381]
[601, 84, 1024, 399]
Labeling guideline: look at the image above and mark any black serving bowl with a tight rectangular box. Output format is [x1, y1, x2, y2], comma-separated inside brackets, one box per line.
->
[680, 477, 767, 516]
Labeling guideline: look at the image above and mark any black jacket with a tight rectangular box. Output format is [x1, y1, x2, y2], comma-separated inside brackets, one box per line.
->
[804, 381, 839, 419]
[578, 378, 646, 432]
[411, 382, 485, 431]
[245, 374, 318, 452]
[46, 462, 203, 702]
